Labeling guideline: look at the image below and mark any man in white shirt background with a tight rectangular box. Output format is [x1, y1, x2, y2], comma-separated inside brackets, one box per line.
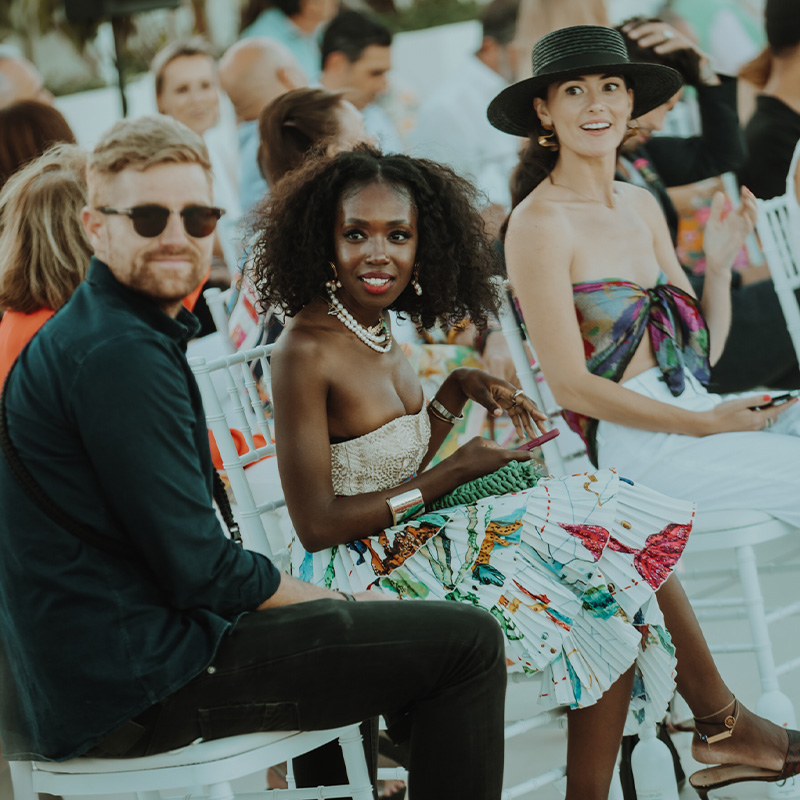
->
[409, 0, 523, 234]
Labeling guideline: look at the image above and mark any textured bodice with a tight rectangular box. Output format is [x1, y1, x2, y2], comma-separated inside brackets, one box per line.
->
[330, 405, 430, 496]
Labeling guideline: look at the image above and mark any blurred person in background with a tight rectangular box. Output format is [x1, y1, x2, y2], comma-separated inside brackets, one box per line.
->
[152, 38, 234, 334]
[510, 0, 609, 82]
[410, 0, 522, 234]
[258, 87, 368, 185]
[239, 0, 339, 81]
[153, 37, 220, 138]
[0, 144, 91, 385]
[613, 18, 743, 247]
[226, 87, 370, 354]
[0, 54, 53, 108]
[219, 37, 308, 215]
[613, 17, 800, 394]
[0, 100, 75, 193]
[738, 0, 800, 199]
[320, 10, 402, 152]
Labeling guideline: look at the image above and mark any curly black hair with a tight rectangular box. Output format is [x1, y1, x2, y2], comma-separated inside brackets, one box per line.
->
[248, 145, 503, 330]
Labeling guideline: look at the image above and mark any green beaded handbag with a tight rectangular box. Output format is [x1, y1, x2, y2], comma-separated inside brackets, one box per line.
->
[428, 459, 544, 511]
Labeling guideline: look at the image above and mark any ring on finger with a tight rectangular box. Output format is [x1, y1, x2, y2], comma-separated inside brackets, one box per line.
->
[764, 417, 774, 429]
[512, 389, 525, 406]
[662, 28, 675, 40]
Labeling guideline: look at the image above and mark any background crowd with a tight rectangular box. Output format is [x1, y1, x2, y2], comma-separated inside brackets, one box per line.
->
[2, 0, 800, 798]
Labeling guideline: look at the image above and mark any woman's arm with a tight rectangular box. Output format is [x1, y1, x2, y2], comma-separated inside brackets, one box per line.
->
[505, 198, 777, 438]
[272, 334, 543, 552]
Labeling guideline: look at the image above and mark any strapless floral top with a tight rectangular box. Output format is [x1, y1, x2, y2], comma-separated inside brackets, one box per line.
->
[331, 405, 430, 496]
[564, 271, 711, 465]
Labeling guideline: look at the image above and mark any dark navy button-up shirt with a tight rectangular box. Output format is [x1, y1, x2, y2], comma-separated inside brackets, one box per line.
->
[0, 258, 281, 761]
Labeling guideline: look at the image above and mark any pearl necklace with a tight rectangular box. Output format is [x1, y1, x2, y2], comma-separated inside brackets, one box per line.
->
[326, 288, 393, 353]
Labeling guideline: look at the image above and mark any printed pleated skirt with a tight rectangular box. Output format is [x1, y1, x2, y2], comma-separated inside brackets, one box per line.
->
[293, 468, 694, 733]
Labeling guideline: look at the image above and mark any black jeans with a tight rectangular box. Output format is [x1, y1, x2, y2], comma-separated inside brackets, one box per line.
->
[90, 599, 507, 800]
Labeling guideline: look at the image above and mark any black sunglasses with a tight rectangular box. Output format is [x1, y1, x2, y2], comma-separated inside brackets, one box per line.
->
[97, 204, 225, 239]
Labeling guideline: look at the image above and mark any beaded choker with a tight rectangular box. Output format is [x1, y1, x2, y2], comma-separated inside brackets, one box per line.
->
[326, 288, 393, 354]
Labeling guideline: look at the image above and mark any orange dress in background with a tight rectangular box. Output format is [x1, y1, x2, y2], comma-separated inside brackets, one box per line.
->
[0, 308, 55, 388]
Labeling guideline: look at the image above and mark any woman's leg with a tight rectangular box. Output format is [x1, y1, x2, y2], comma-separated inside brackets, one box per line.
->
[656, 575, 788, 770]
[565, 666, 635, 800]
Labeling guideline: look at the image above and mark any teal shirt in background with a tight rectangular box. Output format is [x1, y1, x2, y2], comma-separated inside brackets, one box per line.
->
[241, 7, 322, 81]
[0, 258, 280, 761]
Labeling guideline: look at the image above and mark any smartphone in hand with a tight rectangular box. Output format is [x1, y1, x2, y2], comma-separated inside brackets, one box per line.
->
[750, 390, 800, 411]
[515, 428, 560, 451]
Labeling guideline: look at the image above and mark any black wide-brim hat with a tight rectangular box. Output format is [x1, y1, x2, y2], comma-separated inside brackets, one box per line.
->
[488, 25, 684, 137]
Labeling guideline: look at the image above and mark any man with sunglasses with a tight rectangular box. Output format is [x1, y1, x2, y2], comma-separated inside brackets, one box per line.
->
[0, 115, 507, 798]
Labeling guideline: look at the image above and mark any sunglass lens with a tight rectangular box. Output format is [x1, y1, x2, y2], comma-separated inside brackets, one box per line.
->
[130, 206, 171, 238]
[182, 206, 221, 238]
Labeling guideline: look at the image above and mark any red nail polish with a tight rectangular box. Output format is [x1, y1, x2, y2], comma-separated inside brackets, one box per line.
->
[764, 395, 772, 401]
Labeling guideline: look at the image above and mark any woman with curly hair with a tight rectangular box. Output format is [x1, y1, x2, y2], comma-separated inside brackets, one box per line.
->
[249, 144, 768, 798]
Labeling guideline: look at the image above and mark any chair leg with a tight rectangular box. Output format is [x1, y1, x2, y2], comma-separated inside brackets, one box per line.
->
[8, 761, 36, 800]
[206, 782, 236, 800]
[737, 545, 798, 729]
[337, 724, 376, 800]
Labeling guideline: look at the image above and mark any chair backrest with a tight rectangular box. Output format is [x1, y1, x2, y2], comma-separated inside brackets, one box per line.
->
[755, 138, 800, 364]
[496, 281, 592, 474]
[202, 286, 237, 355]
[189, 344, 290, 571]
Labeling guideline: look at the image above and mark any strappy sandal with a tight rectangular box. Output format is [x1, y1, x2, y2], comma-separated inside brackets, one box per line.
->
[688, 698, 800, 798]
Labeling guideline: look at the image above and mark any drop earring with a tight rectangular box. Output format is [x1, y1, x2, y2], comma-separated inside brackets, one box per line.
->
[537, 128, 559, 150]
[325, 260, 342, 291]
[623, 118, 640, 144]
[411, 264, 422, 296]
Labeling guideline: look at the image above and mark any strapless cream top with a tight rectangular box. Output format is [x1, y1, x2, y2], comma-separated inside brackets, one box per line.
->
[330, 405, 431, 496]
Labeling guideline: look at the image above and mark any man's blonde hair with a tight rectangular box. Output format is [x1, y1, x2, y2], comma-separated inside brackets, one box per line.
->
[87, 115, 212, 204]
[0, 143, 91, 313]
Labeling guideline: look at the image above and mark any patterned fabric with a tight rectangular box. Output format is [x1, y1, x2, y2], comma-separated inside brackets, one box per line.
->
[566, 272, 711, 465]
[291, 417, 694, 732]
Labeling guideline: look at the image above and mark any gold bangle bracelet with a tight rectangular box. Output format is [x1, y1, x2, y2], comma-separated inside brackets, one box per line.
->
[386, 489, 425, 526]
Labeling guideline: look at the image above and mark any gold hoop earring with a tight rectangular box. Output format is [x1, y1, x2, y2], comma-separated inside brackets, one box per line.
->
[325, 260, 342, 291]
[623, 119, 640, 144]
[537, 128, 559, 150]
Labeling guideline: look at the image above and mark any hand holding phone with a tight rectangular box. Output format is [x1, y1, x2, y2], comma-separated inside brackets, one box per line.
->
[515, 428, 560, 451]
[749, 390, 800, 411]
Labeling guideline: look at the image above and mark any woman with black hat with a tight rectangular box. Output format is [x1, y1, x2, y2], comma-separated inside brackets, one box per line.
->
[493, 23, 800, 797]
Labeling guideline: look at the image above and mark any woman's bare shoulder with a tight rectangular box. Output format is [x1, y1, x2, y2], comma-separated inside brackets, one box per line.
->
[614, 180, 661, 210]
[507, 188, 571, 239]
[272, 309, 332, 367]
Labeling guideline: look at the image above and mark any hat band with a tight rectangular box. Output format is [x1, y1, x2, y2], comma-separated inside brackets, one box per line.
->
[534, 51, 631, 81]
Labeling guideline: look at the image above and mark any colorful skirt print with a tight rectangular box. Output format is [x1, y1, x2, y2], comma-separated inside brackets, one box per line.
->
[293, 468, 694, 733]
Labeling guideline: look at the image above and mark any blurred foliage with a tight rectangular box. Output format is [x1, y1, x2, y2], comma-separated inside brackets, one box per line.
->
[0, 0, 102, 51]
[378, 0, 481, 33]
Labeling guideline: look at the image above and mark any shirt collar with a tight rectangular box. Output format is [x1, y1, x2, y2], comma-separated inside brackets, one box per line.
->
[87, 256, 202, 345]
